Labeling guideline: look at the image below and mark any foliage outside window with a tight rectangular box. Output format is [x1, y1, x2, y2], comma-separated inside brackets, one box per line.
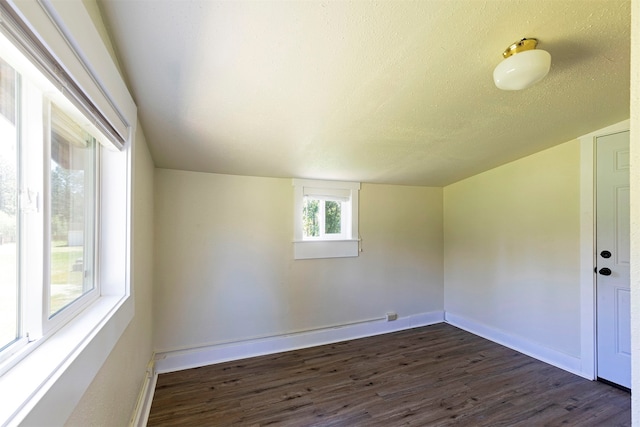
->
[303, 197, 344, 239]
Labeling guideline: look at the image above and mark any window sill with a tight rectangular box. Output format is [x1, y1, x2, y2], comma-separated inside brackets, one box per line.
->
[0, 293, 133, 425]
[293, 239, 359, 260]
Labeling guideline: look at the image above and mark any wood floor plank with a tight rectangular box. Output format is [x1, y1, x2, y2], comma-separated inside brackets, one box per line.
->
[148, 323, 630, 426]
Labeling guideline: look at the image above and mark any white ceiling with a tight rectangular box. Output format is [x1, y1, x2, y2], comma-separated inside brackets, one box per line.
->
[99, 0, 630, 186]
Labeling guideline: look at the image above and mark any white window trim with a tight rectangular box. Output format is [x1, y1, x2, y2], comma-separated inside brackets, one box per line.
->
[0, 1, 136, 425]
[293, 178, 360, 259]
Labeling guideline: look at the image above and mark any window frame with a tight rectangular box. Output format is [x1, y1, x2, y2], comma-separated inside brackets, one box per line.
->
[43, 96, 101, 330]
[0, 1, 136, 425]
[292, 179, 360, 259]
[0, 32, 105, 362]
[302, 196, 349, 240]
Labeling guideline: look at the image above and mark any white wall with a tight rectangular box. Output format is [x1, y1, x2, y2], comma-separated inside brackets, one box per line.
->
[443, 140, 581, 360]
[154, 169, 443, 352]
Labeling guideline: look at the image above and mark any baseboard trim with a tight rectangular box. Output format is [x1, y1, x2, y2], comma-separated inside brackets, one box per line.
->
[444, 312, 588, 379]
[154, 311, 444, 374]
[130, 359, 157, 427]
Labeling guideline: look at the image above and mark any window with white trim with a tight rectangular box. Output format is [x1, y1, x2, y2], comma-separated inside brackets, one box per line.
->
[0, 2, 134, 424]
[0, 18, 110, 365]
[293, 179, 360, 259]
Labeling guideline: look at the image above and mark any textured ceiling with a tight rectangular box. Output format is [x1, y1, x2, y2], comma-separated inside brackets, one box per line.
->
[99, 0, 630, 186]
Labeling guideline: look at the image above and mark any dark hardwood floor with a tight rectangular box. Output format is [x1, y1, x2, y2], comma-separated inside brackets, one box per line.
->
[148, 323, 630, 426]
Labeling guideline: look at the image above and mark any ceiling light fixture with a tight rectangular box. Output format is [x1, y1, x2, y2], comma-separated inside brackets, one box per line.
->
[493, 38, 551, 90]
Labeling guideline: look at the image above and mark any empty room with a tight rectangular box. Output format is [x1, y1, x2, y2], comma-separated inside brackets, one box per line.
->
[0, 0, 638, 426]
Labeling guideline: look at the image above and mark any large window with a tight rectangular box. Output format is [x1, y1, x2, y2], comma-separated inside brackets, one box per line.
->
[0, 2, 135, 424]
[0, 35, 102, 360]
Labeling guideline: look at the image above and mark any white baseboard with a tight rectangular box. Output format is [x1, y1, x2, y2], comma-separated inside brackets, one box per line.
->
[130, 360, 157, 427]
[444, 312, 588, 379]
[154, 311, 444, 374]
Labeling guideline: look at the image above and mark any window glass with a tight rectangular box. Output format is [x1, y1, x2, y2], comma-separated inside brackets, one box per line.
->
[302, 196, 344, 239]
[49, 104, 95, 317]
[302, 197, 319, 238]
[325, 200, 341, 234]
[0, 57, 18, 349]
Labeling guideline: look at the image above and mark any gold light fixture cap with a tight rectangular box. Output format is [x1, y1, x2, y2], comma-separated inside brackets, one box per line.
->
[502, 38, 538, 59]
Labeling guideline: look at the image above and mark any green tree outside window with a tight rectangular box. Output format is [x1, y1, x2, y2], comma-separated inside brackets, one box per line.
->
[325, 200, 341, 234]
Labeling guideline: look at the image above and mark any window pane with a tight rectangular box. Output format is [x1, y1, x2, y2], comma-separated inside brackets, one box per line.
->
[325, 200, 341, 234]
[49, 104, 95, 317]
[0, 57, 19, 348]
[302, 197, 319, 237]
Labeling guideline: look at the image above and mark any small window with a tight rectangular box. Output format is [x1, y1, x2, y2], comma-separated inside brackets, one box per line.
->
[293, 179, 359, 259]
[303, 197, 346, 240]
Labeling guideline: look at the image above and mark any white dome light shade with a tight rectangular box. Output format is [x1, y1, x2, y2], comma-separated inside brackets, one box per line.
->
[493, 44, 551, 91]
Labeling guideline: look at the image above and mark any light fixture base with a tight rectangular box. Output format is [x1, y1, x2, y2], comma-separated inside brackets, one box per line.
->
[502, 38, 538, 59]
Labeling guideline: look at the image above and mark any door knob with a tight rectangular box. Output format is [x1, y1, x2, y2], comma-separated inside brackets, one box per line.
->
[598, 267, 612, 276]
[600, 250, 612, 258]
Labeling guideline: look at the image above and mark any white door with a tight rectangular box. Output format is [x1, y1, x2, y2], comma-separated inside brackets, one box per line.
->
[596, 130, 631, 389]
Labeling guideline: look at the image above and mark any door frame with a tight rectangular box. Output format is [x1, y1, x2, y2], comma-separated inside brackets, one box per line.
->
[579, 119, 630, 380]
